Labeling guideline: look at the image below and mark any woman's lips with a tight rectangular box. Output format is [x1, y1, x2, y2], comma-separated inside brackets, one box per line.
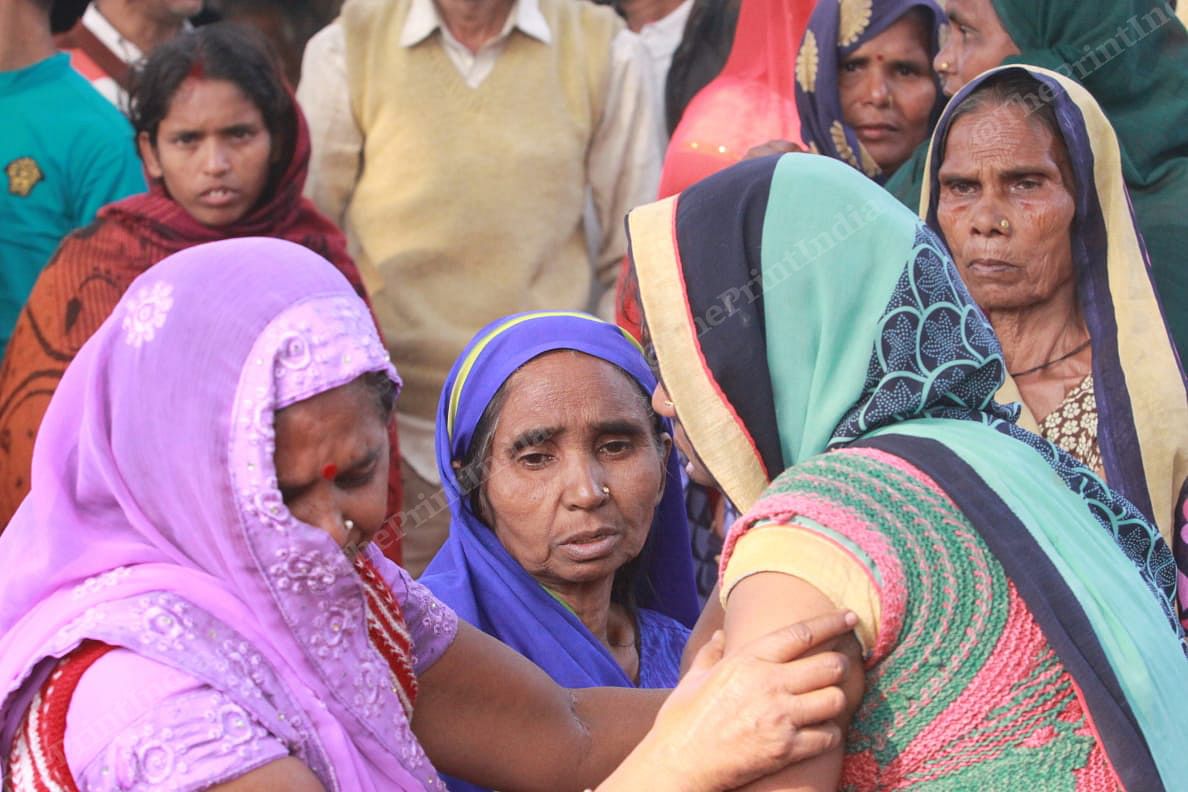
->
[559, 530, 620, 562]
[198, 187, 240, 207]
[967, 258, 1018, 275]
[854, 124, 898, 143]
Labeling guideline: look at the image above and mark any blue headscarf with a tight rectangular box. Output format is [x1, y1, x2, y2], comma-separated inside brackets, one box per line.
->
[420, 312, 699, 690]
[795, 0, 945, 183]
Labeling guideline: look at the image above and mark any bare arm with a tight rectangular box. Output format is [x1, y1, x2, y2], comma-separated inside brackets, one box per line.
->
[602, 611, 858, 791]
[414, 611, 858, 792]
[412, 620, 664, 791]
[681, 581, 725, 674]
[208, 757, 325, 791]
[724, 573, 866, 792]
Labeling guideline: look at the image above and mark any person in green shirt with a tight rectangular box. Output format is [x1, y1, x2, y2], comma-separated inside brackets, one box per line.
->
[0, 0, 145, 356]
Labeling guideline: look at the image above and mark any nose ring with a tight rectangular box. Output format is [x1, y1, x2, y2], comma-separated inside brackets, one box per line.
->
[999, 218, 1011, 231]
[601, 485, 611, 496]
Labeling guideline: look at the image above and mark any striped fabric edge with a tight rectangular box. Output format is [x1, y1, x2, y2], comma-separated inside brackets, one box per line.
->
[627, 196, 769, 511]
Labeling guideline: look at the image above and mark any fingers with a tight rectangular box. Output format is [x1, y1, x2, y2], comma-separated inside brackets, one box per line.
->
[782, 723, 844, 765]
[772, 649, 849, 695]
[745, 610, 858, 663]
[685, 630, 726, 676]
[780, 684, 849, 728]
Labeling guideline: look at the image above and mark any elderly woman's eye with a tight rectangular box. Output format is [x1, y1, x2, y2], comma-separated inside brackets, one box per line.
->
[600, 439, 633, 456]
[946, 179, 977, 196]
[517, 452, 552, 468]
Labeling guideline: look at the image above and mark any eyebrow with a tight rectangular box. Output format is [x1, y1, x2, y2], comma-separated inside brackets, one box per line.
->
[999, 167, 1053, 180]
[592, 419, 648, 437]
[509, 425, 564, 452]
[507, 418, 649, 453]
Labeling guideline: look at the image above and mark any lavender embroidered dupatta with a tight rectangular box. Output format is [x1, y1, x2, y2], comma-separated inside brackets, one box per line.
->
[0, 238, 450, 790]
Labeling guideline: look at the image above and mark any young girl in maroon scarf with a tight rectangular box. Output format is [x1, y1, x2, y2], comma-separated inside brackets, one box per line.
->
[0, 23, 403, 550]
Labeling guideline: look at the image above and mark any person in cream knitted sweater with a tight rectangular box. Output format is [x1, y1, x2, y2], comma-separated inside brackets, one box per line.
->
[297, 0, 663, 575]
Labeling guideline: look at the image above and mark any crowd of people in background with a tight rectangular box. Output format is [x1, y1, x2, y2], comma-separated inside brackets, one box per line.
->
[1, 0, 1187, 789]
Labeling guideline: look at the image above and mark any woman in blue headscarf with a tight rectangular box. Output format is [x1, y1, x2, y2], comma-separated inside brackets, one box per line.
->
[793, 0, 946, 181]
[420, 313, 700, 782]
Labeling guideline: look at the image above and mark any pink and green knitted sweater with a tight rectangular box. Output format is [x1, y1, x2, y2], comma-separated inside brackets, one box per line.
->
[723, 446, 1121, 790]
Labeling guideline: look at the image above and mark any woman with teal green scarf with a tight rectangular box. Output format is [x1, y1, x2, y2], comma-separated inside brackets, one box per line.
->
[627, 153, 1188, 789]
[883, 0, 1188, 359]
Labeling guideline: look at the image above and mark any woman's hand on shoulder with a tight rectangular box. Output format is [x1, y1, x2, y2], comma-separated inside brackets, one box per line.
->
[207, 757, 325, 791]
[600, 610, 858, 792]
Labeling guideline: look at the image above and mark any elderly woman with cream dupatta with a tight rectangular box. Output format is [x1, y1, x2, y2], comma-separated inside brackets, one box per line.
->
[626, 153, 1188, 789]
[922, 65, 1188, 622]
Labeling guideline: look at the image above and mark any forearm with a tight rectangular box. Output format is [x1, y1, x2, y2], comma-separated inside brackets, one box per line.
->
[413, 622, 664, 791]
[569, 687, 667, 789]
[595, 727, 685, 792]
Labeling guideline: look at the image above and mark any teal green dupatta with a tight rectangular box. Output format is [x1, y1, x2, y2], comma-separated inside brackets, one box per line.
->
[628, 153, 1188, 787]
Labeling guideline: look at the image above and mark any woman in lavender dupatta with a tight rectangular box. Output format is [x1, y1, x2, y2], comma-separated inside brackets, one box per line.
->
[0, 238, 857, 791]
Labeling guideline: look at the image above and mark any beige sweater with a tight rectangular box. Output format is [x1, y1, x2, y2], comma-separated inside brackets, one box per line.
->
[341, 0, 621, 422]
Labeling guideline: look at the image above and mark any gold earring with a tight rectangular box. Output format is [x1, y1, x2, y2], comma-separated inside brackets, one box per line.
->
[601, 485, 611, 496]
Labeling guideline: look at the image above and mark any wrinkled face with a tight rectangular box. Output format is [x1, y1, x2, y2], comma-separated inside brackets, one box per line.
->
[480, 352, 670, 590]
[936, 102, 1077, 311]
[274, 378, 391, 554]
[839, 11, 938, 174]
[934, 0, 1020, 96]
[650, 382, 715, 488]
[139, 77, 274, 228]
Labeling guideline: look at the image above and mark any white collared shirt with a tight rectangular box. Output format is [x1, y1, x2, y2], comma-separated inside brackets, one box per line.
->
[76, 5, 143, 108]
[637, 0, 693, 116]
[398, 0, 553, 88]
[297, 1, 664, 481]
[74, 5, 193, 111]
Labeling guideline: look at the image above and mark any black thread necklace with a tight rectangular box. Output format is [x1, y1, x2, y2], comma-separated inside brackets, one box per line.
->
[1009, 337, 1092, 378]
